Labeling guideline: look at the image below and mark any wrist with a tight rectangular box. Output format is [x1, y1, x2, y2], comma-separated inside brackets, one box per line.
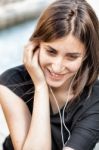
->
[35, 82, 48, 92]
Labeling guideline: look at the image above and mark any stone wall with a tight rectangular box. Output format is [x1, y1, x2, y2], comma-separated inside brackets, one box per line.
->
[0, 0, 50, 29]
[0, 0, 25, 6]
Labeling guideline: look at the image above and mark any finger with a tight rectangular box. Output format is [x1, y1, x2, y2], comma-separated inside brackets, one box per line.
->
[23, 41, 39, 65]
[23, 44, 33, 66]
[24, 41, 37, 51]
[32, 49, 40, 68]
[32, 49, 44, 78]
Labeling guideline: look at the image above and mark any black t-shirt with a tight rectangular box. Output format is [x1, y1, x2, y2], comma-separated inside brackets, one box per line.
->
[0, 65, 99, 150]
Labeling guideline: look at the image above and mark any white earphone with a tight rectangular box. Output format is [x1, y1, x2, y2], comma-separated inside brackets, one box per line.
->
[49, 72, 77, 149]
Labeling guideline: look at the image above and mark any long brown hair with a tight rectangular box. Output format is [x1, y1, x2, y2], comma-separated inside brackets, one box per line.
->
[29, 0, 99, 99]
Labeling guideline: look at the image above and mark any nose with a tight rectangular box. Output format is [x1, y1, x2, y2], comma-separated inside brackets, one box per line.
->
[51, 58, 65, 73]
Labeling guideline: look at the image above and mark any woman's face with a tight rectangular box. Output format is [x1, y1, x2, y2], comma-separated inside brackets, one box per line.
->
[39, 34, 85, 88]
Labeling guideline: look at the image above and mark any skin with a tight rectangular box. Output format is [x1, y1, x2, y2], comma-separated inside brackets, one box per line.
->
[39, 34, 85, 113]
[0, 34, 85, 150]
[39, 34, 85, 90]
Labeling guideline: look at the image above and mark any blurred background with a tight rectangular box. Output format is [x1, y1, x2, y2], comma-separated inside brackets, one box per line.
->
[0, 0, 99, 149]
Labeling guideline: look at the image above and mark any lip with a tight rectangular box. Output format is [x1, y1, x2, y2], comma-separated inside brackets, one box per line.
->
[46, 69, 65, 80]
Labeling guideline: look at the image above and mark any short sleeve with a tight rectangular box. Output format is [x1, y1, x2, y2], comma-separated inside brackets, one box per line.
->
[0, 67, 24, 96]
[0, 65, 34, 113]
[66, 84, 99, 150]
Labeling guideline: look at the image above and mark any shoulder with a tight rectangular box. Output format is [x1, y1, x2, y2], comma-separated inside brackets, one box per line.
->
[77, 79, 99, 119]
[78, 79, 99, 114]
[86, 79, 99, 105]
[0, 65, 27, 84]
[0, 64, 34, 96]
[70, 80, 99, 127]
[0, 65, 34, 113]
[67, 80, 99, 150]
[80, 79, 99, 106]
[91, 79, 99, 98]
[0, 65, 31, 85]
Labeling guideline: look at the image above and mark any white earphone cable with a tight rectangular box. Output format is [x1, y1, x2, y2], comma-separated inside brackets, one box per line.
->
[62, 73, 77, 147]
[50, 87, 64, 147]
[49, 73, 77, 148]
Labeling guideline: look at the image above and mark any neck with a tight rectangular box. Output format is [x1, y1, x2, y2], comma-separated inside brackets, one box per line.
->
[51, 76, 73, 94]
[48, 77, 74, 114]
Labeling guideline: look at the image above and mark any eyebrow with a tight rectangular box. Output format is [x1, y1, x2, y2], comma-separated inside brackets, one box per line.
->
[45, 45, 82, 56]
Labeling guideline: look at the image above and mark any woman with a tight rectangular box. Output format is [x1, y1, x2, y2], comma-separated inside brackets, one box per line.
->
[0, 0, 99, 150]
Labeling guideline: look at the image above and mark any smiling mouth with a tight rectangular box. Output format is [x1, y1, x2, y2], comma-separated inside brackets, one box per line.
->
[46, 69, 65, 80]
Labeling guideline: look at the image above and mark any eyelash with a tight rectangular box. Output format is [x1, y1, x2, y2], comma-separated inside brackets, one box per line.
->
[46, 49, 56, 55]
[67, 56, 78, 61]
[46, 49, 78, 60]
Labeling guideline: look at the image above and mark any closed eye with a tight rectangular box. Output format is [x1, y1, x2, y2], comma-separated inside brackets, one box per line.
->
[45, 45, 82, 59]
[66, 55, 80, 60]
[46, 49, 57, 55]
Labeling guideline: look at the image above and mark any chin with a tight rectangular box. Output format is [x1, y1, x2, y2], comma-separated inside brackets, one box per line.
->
[47, 83, 63, 88]
[45, 74, 75, 89]
[46, 78, 66, 88]
[42, 67, 75, 88]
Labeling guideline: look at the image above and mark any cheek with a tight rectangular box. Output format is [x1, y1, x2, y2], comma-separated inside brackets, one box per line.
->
[67, 59, 82, 72]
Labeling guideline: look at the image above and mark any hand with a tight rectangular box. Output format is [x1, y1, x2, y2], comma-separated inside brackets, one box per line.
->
[23, 41, 47, 88]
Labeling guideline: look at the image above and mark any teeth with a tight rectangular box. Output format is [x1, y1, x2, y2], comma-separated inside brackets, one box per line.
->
[51, 72, 60, 77]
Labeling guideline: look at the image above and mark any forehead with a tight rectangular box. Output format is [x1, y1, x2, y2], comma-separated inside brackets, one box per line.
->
[41, 34, 85, 54]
